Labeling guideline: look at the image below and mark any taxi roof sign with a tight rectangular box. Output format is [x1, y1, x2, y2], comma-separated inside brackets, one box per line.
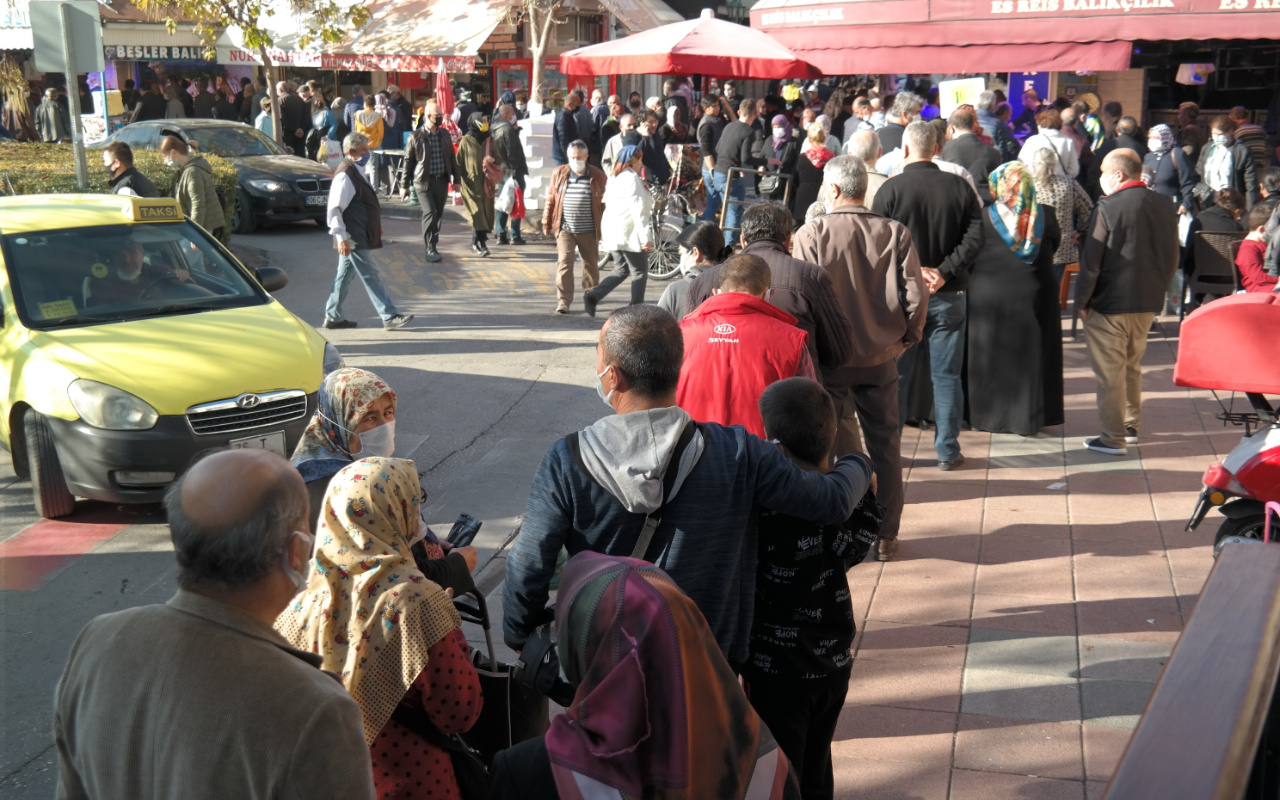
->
[122, 198, 183, 222]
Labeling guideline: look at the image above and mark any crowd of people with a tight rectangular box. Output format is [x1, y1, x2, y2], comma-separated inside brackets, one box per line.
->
[40, 74, 1280, 800]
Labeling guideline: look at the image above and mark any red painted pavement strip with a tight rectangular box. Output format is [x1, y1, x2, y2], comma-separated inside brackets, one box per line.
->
[0, 518, 130, 591]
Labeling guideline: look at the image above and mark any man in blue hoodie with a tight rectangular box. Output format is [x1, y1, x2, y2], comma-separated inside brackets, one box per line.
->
[503, 304, 873, 668]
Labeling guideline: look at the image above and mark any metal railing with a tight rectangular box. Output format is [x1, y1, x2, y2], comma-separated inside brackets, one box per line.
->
[716, 166, 792, 238]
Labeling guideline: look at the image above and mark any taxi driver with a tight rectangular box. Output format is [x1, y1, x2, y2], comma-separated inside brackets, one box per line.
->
[88, 240, 189, 306]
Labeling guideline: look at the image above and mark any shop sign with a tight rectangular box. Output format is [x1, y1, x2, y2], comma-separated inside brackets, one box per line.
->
[215, 45, 324, 66]
[104, 44, 214, 62]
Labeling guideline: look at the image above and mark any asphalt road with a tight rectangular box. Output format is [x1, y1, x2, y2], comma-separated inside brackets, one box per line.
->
[0, 212, 670, 798]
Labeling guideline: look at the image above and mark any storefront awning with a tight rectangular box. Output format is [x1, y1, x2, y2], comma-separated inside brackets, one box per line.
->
[751, 0, 1279, 73]
[595, 0, 685, 32]
[216, 0, 503, 71]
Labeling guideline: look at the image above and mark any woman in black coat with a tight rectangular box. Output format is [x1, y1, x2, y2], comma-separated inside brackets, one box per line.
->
[765, 114, 801, 203]
[1143, 123, 1198, 215]
[791, 122, 836, 225]
[966, 162, 1064, 436]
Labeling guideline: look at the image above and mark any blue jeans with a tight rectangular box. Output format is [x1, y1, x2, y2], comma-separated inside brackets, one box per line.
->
[702, 168, 722, 222]
[324, 248, 398, 322]
[898, 291, 967, 462]
[721, 172, 746, 247]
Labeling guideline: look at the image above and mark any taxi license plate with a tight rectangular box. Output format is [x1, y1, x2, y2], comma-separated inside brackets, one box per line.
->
[229, 431, 286, 456]
[305, 195, 327, 206]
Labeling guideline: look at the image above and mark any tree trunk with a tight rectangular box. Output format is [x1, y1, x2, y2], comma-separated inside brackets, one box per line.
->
[528, 4, 556, 109]
[257, 45, 282, 146]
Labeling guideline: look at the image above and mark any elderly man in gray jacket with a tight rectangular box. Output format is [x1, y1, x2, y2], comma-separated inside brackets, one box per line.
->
[793, 155, 927, 563]
[54, 449, 375, 800]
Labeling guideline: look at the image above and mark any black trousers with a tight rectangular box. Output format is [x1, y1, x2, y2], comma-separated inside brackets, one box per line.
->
[822, 359, 904, 541]
[415, 177, 449, 251]
[744, 665, 850, 800]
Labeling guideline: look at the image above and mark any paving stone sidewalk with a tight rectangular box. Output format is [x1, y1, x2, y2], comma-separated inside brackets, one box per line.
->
[834, 316, 1232, 799]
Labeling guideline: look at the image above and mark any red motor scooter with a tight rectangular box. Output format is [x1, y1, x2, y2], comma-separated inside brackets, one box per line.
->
[1173, 294, 1280, 556]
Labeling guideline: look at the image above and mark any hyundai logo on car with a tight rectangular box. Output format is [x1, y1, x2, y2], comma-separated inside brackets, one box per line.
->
[236, 393, 262, 409]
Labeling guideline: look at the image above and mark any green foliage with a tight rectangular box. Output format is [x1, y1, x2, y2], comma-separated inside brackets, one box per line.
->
[0, 143, 238, 224]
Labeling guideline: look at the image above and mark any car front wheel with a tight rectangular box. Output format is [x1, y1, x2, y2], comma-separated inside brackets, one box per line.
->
[231, 188, 257, 234]
[24, 411, 75, 519]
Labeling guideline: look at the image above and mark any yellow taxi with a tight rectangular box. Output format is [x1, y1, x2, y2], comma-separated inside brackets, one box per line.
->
[0, 195, 341, 518]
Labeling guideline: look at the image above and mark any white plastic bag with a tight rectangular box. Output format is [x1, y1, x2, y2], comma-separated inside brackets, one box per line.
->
[317, 138, 343, 170]
[495, 177, 517, 214]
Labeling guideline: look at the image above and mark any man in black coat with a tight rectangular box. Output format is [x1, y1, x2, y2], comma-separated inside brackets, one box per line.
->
[878, 93, 923, 154]
[1075, 149, 1179, 457]
[131, 82, 167, 122]
[941, 107, 1003, 205]
[872, 122, 984, 471]
[551, 91, 580, 167]
[277, 81, 311, 153]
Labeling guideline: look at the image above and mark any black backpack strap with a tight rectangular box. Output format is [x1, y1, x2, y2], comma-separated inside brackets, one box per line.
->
[630, 421, 698, 561]
[392, 703, 466, 754]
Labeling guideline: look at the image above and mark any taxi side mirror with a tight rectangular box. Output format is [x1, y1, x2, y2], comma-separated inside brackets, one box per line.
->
[254, 266, 289, 293]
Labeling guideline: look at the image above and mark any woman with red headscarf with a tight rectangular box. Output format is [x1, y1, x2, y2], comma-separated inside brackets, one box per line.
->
[488, 552, 800, 800]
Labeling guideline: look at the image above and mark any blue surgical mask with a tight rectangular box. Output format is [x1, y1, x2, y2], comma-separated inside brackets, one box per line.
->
[1212, 134, 1230, 146]
[354, 152, 371, 167]
[595, 365, 615, 409]
[282, 530, 314, 594]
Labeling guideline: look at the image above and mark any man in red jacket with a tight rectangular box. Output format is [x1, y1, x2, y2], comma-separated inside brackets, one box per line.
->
[676, 254, 815, 438]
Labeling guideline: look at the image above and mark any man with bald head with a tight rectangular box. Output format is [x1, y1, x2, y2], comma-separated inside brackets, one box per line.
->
[54, 450, 375, 800]
[1076, 148, 1179, 457]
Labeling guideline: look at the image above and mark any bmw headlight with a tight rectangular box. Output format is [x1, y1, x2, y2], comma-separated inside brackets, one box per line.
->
[323, 342, 345, 375]
[67, 379, 159, 430]
[247, 179, 291, 193]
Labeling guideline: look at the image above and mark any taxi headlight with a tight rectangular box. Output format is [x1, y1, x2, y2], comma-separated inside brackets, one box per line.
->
[68, 380, 159, 430]
[323, 342, 344, 375]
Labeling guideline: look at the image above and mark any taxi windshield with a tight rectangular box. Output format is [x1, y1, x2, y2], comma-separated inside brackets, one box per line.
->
[2, 222, 268, 329]
[184, 126, 283, 158]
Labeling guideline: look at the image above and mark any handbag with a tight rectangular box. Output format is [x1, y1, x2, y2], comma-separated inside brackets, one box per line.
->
[757, 171, 782, 197]
[482, 140, 504, 198]
[391, 703, 490, 800]
[511, 186, 526, 221]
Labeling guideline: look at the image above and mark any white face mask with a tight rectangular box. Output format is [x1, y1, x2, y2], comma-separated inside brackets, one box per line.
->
[1147, 139, 1162, 153]
[410, 517, 430, 547]
[353, 418, 396, 457]
[1212, 133, 1230, 146]
[772, 127, 786, 139]
[282, 530, 315, 594]
[1101, 173, 1120, 196]
[595, 365, 615, 409]
[569, 158, 587, 173]
[678, 249, 700, 278]
[117, 265, 143, 281]
[164, 157, 178, 168]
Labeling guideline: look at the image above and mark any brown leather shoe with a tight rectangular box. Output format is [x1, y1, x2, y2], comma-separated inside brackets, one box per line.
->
[877, 538, 899, 562]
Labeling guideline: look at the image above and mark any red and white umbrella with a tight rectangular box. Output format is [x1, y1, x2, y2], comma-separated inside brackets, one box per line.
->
[559, 9, 820, 80]
[434, 57, 460, 140]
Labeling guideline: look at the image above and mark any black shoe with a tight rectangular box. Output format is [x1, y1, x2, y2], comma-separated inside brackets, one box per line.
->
[322, 318, 357, 329]
[382, 314, 414, 330]
[511, 236, 527, 245]
[938, 455, 965, 471]
[1083, 436, 1127, 456]
[583, 292, 598, 318]
[424, 249, 442, 263]
[497, 234, 510, 245]
[479, 244, 491, 257]
[1125, 426, 1139, 444]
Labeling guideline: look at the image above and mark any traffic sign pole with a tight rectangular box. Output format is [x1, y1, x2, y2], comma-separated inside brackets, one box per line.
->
[60, 3, 88, 190]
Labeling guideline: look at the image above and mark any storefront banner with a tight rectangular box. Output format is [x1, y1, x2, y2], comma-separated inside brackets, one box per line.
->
[105, 44, 214, 62]
[323, 53, 475, 72]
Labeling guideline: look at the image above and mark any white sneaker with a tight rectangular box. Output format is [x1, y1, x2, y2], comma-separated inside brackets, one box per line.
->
[1084, 436, 1127, 456]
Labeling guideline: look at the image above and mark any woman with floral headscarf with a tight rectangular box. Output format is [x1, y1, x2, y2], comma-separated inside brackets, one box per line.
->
[489, 552, 800, 800]
[291, 368, 477, 587]
[276, 457, 482, 800]
[965, 161, 1063, 436]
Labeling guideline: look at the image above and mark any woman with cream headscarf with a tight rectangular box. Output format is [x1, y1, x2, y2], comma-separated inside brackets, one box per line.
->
[276, 457, 482, 800]
[966, 161, 1063, 437]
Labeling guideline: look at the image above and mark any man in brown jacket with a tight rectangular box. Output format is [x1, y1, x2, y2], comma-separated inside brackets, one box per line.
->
[54, 449, 375, 800]
[793, 155, 927, 562]
[542, 140, 607, 314]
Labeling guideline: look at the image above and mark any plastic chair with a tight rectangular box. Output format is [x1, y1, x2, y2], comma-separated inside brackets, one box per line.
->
[1182, 230, 1247, 319]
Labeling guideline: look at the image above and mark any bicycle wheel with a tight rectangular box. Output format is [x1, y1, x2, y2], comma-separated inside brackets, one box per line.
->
[647, 220, 684, 281]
